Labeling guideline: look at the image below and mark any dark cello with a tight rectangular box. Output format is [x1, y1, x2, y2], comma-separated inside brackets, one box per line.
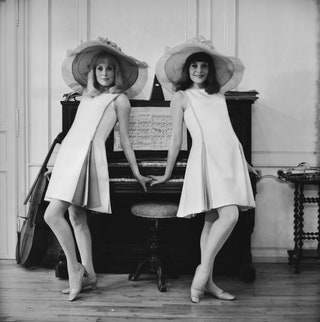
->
[16, 132, 64, 267]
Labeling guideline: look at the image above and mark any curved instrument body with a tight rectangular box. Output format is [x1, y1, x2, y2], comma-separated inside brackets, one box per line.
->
[16, 133, 64, 267]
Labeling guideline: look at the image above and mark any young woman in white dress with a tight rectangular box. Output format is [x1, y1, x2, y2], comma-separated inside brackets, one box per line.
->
[150, 37, 261, 303]
[44, 38, 150, 301]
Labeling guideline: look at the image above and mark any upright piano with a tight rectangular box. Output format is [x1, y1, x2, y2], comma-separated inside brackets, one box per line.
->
[59, 88, 259, 282]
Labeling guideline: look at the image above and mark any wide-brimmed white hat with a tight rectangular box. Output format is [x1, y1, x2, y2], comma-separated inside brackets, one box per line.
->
[155, 36, 244, 93]
[61, 37, 148, 98]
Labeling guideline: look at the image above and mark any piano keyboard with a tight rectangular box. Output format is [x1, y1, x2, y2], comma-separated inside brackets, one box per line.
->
[109, 178, 184, 183]
[109, 161, 187, 168]
[109, 177, 184, 194]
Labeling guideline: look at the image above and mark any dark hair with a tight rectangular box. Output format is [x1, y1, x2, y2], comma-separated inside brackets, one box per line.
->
[174, 52, 220, 94]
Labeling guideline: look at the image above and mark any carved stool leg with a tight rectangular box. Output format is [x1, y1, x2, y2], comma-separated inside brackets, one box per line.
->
[129, 202, 179, 291]
[128, 218, 169, 291]
[128, 256, 152, 281]
[154, 257, 166, 292]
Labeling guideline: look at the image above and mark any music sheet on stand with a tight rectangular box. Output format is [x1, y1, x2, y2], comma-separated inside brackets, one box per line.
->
[113, 107, 187, 151]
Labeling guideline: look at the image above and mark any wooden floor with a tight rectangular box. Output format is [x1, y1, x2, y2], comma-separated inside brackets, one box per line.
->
[0, 260, 319, 322]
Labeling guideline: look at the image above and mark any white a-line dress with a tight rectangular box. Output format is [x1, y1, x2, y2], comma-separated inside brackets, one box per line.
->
[45, 93, 120, 213]
[177, 89, 255, 218]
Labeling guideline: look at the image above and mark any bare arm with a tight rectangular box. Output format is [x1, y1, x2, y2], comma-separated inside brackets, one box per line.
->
[115, 94, 150, 191]
[150, 92, 185, 186]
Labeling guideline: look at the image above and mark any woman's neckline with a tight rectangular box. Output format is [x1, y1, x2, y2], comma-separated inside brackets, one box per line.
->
[188, 87, 205, 91]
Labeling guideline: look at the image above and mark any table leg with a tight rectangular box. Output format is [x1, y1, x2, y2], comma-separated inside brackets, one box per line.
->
[317, 185, 320, 256]
[288, 184, 300, 266]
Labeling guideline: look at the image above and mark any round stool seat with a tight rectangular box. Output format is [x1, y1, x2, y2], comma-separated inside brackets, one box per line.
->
[131, 201, 178, 219]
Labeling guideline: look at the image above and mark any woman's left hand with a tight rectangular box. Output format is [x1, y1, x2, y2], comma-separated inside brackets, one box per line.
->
[247, 163, 262, 179]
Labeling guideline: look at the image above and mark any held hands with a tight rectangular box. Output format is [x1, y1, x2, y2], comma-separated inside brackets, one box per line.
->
[148, 175, 169, 186]
[136, 174, 152, 192]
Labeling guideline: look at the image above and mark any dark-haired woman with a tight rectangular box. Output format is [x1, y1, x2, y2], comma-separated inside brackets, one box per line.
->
[150, 37, 261, 303]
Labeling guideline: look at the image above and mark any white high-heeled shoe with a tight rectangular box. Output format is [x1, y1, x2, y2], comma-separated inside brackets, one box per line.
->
[68, 264, 88, 301]
[190, 286, 205, 303]
[190, 265, 206, 303]
[205, 283, 236, 301]
[62, 274, 98, 294]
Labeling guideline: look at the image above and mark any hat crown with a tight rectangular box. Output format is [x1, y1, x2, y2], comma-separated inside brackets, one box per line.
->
[96, 37, 122, 52]
[186, 35, 216, 50]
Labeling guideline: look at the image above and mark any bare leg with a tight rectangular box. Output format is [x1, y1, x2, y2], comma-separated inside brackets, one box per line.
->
[191, 206, 238, 302]
[44, 199, 87, 300]
[199, 210, 219, 289]
[69, 206, 96, 276]
[200, 209, 219, 263]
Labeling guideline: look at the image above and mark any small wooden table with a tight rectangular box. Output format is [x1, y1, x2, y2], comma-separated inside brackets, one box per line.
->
[281, 173, 320, 273]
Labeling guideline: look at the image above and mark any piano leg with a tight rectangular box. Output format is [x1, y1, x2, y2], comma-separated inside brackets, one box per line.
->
[238, 209, 256, 283]
[55, 249, 68, 280]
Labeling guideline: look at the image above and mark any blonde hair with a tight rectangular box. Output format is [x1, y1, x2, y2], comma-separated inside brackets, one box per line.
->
[83, 52, 124, 97]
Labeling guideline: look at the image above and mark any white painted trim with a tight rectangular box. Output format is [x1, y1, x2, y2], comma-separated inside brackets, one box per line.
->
[185, 0, 198, 39]
[26, 0, 50, 188]
[0, 0, 18, 259]
[252, 246, 318, 263]
[16, 0, 28, 213]
[77, 0, 89, 43]
[253, 151, 317, 167]
[252, 256, 288, 263]
[225, 0, 237, 56]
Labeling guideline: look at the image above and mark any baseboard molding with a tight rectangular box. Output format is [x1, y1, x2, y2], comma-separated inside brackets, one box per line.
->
[252, 246, 319, 263]
[252, 247, 289, 263]
[252, 256, 288, 263]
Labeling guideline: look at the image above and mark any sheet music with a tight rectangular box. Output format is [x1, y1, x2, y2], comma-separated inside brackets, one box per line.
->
[113, 107, 188, 151]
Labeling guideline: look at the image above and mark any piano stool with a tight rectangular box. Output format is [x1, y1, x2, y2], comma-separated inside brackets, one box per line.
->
[128, 201, 179, 292]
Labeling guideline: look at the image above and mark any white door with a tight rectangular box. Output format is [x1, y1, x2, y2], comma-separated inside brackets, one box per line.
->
[0, 0, 25, 259]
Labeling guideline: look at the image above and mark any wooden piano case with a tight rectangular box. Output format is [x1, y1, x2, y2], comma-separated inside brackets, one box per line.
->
[60, 90, 258, 282]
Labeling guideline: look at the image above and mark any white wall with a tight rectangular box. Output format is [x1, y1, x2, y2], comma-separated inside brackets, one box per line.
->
[1, 0, 318, 260]
[237, 0, 319, 261]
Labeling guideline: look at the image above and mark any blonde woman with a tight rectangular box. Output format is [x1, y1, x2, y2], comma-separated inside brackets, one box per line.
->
[44, 38, 149, 301]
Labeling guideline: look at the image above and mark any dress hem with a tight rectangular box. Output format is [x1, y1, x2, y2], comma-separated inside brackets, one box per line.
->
[177, 203, 255, 218]
[44, 196, 112, 214]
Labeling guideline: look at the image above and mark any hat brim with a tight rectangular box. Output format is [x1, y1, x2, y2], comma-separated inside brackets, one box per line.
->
[155, 42, 244, 93]
[61, 40, 148, 98]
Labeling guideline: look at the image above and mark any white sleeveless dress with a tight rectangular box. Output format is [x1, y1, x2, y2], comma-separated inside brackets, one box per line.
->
[177, 89, 255, 218]
[45, 93, 119, 213]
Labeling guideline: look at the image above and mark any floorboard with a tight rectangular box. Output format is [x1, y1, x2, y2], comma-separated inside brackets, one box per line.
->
[0, 260, 319, 321]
